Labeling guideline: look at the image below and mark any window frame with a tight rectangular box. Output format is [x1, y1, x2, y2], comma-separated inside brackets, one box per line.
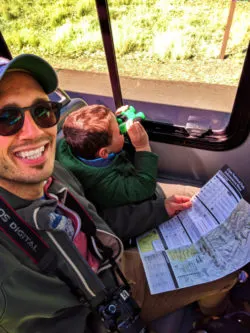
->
[1, 2, 249, 153]
[95, 0, 250, 152]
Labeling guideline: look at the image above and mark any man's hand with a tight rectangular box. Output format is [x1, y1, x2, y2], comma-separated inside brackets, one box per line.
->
[127, 121, 151, 152]
[165, 195, 192, 217]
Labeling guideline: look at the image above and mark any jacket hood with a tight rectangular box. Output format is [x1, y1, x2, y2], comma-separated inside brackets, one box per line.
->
[0, 182, 62, 231]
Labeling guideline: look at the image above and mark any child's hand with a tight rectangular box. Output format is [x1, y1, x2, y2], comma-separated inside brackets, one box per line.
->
[164, 195, 192, 217]
[127, 121, 151, 152]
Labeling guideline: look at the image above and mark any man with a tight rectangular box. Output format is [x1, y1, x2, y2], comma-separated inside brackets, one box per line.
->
[0, 54, 237, 333]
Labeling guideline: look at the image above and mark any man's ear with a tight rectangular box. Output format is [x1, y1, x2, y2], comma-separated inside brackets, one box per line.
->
[97, 147, 109, 159]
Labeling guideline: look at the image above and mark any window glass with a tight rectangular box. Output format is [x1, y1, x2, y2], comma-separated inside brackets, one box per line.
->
[0, 0, 114, 106]
[1, 0, 249, 132]
[108, 0, 249, 131]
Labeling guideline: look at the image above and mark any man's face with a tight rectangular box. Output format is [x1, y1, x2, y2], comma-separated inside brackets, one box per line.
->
[0, 71, 57, 188]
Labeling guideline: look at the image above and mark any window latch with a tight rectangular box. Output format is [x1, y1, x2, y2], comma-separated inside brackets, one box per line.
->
[185, 115, 213, 138]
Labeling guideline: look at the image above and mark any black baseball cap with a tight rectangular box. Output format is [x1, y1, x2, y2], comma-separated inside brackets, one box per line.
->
[0, 54, 58, 93]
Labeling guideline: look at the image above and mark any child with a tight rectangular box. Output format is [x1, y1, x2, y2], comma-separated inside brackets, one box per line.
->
[56, 104, 160, 209]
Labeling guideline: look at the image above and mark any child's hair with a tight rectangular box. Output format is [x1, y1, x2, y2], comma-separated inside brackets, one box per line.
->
[63, 104, 113, 159]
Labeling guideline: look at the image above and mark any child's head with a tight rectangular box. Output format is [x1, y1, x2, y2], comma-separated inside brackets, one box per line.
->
[63, 104, 124, 159]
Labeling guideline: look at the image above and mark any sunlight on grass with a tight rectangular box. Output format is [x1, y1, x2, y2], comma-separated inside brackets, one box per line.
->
[75, 0, 93, 17]
[54, 22, 73, 41]
[52, 20, 103, 57]
[152, 31, 189, 60]
[230, 13, 249, 48]
[155, 0, 174, 12]
[1, 0, 249, 84]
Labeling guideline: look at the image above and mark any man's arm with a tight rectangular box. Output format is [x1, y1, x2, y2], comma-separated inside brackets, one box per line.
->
[102, 194, 192, 242]
[54, 161, 192, 242]
[101, 197, 169, 241]
[0, 242, 91, 333]
[54, 160, 166, 240]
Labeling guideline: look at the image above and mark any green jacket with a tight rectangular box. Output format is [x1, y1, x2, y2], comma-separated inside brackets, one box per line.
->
[0, 161, 169, 333]
[56, 138, 158, 209]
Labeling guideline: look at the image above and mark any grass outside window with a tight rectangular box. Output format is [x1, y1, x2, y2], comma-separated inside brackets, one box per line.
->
[1, 0, 249, 85]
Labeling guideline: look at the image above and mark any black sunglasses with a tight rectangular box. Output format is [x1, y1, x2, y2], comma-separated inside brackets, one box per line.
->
[0, 101, 61, 136]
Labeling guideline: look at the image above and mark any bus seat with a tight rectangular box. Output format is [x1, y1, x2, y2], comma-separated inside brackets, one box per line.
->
[150, 304, 197, 333]
[57, 97, 88, 136]
[158, 180, 200, 199]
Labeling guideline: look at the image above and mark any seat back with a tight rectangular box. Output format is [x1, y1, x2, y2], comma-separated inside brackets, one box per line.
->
[57, 97, 88, 142]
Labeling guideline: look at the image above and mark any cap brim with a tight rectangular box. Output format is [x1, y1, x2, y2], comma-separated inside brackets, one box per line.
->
[0, 54, 58, 94]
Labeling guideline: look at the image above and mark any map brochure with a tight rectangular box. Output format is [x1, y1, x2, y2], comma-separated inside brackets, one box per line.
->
[136, 165, 250, 295]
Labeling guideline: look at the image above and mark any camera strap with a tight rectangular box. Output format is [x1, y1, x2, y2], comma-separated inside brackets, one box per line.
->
[0, 193, 147, 332]
[64, 190, 130, 289]
[0, 195, 109, 306]
[0, 190, 130, 300]
[0, 195, 52, 265]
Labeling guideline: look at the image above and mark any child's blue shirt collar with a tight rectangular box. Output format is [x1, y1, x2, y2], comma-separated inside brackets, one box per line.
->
[77, 152, 119, 167]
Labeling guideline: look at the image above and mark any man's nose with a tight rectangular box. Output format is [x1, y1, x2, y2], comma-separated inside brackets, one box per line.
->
[19, 111, 44, 138]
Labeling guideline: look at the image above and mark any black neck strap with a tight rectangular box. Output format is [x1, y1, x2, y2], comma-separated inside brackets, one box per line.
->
[65, 191, 130, 289]
[0, 194, 108, 306]
[0, 189, 130, 293]
[0, 196, 50, 264]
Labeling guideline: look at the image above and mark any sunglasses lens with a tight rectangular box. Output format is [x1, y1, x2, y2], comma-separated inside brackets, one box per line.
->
[33, 102, 60, 128]
[0, 101, 61, 136]
[0, 108, 23, 136]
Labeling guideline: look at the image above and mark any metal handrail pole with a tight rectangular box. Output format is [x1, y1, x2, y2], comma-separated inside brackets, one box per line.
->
[95, 0, 123, 108]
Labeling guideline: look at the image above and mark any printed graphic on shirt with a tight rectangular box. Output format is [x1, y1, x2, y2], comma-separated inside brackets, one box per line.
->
[49, 211, 75, 239]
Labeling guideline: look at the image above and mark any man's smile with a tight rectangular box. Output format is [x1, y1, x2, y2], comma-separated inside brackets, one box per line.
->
[15, 145, 46, 160]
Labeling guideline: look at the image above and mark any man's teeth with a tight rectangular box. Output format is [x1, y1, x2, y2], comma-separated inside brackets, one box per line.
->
[16, 146, 45, 159]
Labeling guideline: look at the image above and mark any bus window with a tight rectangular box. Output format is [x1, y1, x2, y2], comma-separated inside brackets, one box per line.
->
[102, 0, 250, 150]
[1, 0, 250, 151]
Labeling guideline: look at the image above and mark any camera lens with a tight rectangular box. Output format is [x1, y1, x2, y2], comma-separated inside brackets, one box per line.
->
[107, 304, 117, 314]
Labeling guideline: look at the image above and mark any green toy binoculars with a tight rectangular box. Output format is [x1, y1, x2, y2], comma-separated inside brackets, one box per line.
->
[116, 106, 146, 134]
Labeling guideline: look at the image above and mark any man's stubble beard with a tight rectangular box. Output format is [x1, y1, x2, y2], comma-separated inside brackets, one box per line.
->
[0, 161, 54, 186]
[3, 136, 56, 185]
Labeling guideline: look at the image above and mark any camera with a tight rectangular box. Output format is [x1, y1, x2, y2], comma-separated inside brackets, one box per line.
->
[98, 286, 147, 333]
